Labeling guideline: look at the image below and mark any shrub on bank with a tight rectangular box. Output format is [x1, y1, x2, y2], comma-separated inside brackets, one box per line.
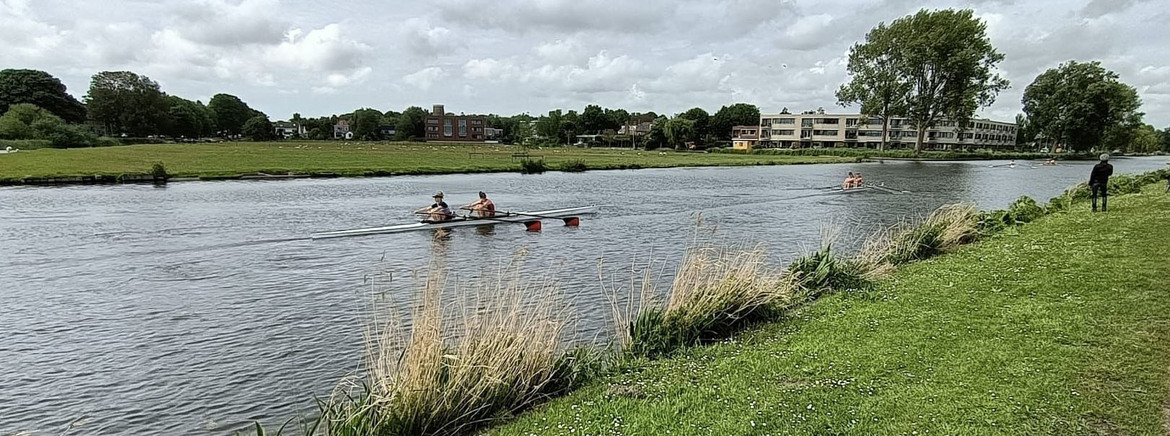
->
[558, 159, 588, 172]
[519, 158, 546, 174]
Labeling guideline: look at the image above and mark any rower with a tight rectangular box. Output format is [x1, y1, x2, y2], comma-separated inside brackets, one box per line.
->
[1008, 160, 1016, 168]
[853, 172, 864, 188]
[462, 191, 496, 217]
[415, 191, 454, 222]
[842, 172, 855, 189]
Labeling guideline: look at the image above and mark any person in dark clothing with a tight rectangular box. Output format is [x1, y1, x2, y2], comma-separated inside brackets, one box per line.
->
[1089, 154, 1113, 212]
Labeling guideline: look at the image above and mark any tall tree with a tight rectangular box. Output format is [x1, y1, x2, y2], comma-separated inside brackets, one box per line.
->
[84, 71, 170, 136]
[394, 106, 427, 140]
[351, 108, 384, 140]
[535, 109, 563, 140]
[678, 107, 710, 142]
[664, 117, 697, 149]
[0, 69, 87, 123]
[710, 103, 760, 140]
[241, 114, 274, 141]
[1160, 127, 1170, 153]
[163, 96, 208, 139]
[580, 104, 606, 134]
[836, 23, 909, 150]
[1022, 60, 1142, 153]
[882, 9, 1009, 153]
[208, 93, 258, 136]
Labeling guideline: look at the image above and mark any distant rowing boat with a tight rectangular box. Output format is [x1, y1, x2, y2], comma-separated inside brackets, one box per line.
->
[311, 205, 597, 239]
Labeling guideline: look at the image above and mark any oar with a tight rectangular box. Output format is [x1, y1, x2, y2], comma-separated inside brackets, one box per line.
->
[456, 213, 545, 231]
[496, 210, 583, 227]
[864, 183, 909, 194]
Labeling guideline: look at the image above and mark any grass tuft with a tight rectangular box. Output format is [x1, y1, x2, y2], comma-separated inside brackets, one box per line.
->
[519, 158, 547, 174]
[557, 159, 588, 172]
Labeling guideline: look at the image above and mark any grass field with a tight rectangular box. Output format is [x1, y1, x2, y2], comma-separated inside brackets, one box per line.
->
[0, 141, 855, 183]
[487, 184, 1170, 435]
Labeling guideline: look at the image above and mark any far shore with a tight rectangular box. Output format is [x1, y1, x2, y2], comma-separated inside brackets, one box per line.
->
[0, 140, 1125, 186]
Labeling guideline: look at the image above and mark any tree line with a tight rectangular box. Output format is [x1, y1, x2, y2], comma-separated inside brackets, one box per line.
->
[836, 8, 1165, 154]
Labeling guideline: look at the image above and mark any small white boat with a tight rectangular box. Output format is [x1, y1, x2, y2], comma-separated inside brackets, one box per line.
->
[311, 205, 597, 239]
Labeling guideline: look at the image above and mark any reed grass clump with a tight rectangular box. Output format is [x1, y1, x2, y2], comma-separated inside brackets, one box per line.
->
[519, 158, 546, 174]
[786, 244, 870, 300]
[613, 245, 795, 358]
[860, 204, 979, 273]
[1007, 196, 1045, 224]
[305, 258, 587, 436]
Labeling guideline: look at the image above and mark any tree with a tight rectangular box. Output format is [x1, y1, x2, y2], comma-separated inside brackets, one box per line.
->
[0, 69, 87, 123]
[678, 107, 710, 142]
[1013, 113, 1036, 148]
[606, 108, 630, 132]
[644, 117, 669, 150]
[710, 103, 760, 140]
[241, 114, 274, 141]
[163, 96, 211, 139]
[0, 103, 98, 147]
[1160, 127, 1170, 153]
[208, 93, 259, 136]
[395, 106, 427, 140]
[535, 109, 563, 140]
[836, 23, 910, 150]
[84, 71, 170, 136]
[580, 104, 607, 134]
[879, 9, 1008, 153]
[351, 108, 384, 140]
[664, 117, 697, 149]
[1022, 60, 1143, 153]
[1127, 124, 1160, 153]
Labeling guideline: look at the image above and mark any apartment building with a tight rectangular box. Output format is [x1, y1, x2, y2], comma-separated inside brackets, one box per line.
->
[740, 111, 1016, 150]
[425, 104, 487, 142]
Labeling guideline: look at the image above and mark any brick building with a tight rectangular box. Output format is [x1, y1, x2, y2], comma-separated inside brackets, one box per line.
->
[425, 104, 487, 142]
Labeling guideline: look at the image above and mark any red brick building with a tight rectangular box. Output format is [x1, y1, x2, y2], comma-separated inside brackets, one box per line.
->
[425, 104, 487, 142]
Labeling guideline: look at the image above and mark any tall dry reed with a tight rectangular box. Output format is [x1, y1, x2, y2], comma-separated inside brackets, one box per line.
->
[317, 253, 578, 435]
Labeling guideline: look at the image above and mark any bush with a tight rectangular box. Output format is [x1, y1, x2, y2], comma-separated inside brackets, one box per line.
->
[787, 245, 870, 299]
[1007, 196, 1045, 223]
[151, 162, 168, 181]
[519, 158, 547, 174]
[558, 159, 588, 172]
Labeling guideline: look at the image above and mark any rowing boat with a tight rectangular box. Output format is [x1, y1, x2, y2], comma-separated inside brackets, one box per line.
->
[311, 205, 597, 239]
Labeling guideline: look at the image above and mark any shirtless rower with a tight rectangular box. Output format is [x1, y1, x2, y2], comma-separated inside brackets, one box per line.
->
[462, 191, 496, 217]
[842, 172, 856, 190]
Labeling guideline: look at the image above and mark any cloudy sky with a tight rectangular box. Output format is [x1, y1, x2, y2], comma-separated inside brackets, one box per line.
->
[2, 0, 1168, 126]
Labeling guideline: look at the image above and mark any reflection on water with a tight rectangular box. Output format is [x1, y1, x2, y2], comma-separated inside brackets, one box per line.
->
[0, 157, 1165, 435]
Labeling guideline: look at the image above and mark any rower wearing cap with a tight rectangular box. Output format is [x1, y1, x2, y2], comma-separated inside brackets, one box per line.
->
[415, 191, 455, 222]
[462, 191, 496, 218]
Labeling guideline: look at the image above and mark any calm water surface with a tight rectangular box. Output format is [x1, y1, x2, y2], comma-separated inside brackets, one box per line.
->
[2, 157, 1166, 434]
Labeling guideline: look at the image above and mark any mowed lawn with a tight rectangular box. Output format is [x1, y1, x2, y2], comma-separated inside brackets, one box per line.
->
[487, 185, 1170, 435]
[0, 141, 853, 181]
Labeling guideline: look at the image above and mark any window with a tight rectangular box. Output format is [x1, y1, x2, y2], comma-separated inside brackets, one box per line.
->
[427, 119, 439, 124]
[846, 118, 858, 126]
[820, 118, 839, 125]
[776, 118, 795, 125]
[813, 130, 839, 136]
[443, 119, 453, 136]
[801, 119, 814, 128]
[458, 119, 467, 136]
[773, 129, 794, 136]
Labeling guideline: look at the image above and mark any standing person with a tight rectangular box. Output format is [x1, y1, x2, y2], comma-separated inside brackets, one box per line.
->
[1089, 154, 1113, 212]
[462, 191, 496, 217]
[415, 191, 455, 222]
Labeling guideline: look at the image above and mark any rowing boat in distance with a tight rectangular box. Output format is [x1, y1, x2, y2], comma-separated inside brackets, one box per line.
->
[311, 205, 597, 239]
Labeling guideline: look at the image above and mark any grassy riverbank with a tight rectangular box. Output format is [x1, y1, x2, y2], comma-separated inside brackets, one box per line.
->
[0, 141, 854, 184]
[487, 184, 1170, 435]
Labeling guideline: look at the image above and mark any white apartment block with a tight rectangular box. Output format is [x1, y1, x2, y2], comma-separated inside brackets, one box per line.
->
[735, 111, 1017, 150]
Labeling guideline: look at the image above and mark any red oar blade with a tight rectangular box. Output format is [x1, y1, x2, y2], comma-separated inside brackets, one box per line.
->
[524, 220, 542, 232]
[562, 217, 580, 227]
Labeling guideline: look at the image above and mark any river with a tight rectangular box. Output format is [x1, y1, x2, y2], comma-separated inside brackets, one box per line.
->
[1, 157, 1166, 435]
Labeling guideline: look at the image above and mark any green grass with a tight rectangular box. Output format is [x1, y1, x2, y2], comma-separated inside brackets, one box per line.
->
[0, 141, 854, 183]
[487, 185, 1170, 435]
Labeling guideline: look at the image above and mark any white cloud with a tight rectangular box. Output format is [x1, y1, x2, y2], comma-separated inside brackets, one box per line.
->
[2, 0, 1170, 126]
[403, 67, 447, 90]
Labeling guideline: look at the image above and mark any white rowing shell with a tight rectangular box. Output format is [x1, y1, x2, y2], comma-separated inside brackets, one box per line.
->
[311, 205, 597, 239]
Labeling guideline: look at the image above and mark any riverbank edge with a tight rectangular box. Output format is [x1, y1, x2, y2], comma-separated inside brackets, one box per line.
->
[485, 181, 1170, 435]
[1, 157, 860, 186]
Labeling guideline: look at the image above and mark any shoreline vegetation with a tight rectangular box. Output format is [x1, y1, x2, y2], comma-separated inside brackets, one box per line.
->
[249, 170, 1170, 435]
[0, 141, 1129, 186]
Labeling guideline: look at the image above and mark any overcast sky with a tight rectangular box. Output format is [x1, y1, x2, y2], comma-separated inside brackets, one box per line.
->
[2, 0, 1167, 126]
